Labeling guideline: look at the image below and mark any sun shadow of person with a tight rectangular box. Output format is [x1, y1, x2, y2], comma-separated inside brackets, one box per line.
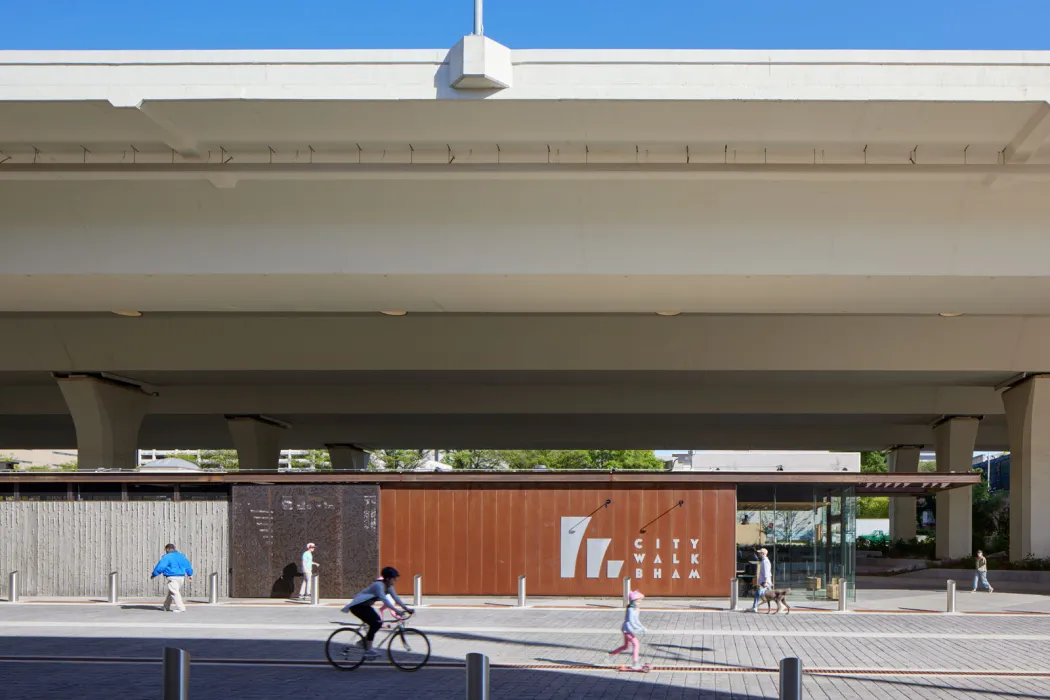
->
[270, 562, 300, 599]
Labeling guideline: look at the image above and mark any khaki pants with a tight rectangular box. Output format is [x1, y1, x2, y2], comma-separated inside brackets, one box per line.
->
[299, 570, 313, 597]
[163, 576, 186, 611]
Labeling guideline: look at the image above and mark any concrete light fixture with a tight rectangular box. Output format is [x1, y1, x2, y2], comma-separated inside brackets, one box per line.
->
[656, 311, 681, 316]
[111, 311, 143, 317]
[938, 312, 964, 317]
[380, 310, 408, 316]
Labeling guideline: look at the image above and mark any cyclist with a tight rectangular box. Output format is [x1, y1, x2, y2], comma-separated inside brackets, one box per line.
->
[341, 566, 414, 658]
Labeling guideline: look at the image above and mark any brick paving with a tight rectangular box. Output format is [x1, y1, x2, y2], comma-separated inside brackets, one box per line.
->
[2, 600, 1050, 698]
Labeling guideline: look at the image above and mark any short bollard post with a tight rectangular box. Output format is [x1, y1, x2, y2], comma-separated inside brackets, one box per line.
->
[622, 576, 632, 607]
[946, 579, 957, 613]
[311, 574, 320, 606]
[208, 572, 219, 605]
[730, 577, 739, 611]
[779, 657, 803, 700]
[466, 652, 490, 700]
[517, 574, 527, 608]
[162, 647, 190, 700]
[413, 574, 423, 608]
[837, 578, 849, 613]
[8, 571, 19, 603]
[108, 571, 118, 604]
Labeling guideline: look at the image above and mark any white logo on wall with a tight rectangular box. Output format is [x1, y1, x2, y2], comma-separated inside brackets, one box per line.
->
[560, 516, 701, 581]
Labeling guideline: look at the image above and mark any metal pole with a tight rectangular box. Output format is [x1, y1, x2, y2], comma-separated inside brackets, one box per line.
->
[622, 576, 632, 607]
[837, 577, 848, 613]
[730, 577, 739, 611]
[162, 647, 190, 700]
[8, 571, 19, 603]
[311, 574, 320, 606]
[473, 0, 483, 35]
[465, 652, 490, 700]
[517, 574, 526, 608]
[778, 657, 803, 700]
[108, 571, 118, 604]
[414, 574, 423, 608]
[946, 579, 956, 613]
[208, 572, 218, 605]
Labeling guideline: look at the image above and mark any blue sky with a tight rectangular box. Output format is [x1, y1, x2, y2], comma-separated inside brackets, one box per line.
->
[3, 1, 1050, 51]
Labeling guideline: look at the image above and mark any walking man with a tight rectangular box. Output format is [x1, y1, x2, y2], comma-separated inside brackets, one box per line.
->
[296, 542, 318, 600]
[151, 543, 194, 612]
[972, 549, 994, 593]
[747, 548, 772, 612]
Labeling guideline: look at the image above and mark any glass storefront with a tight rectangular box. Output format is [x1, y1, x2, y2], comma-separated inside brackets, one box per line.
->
[736, 484, 857, 602]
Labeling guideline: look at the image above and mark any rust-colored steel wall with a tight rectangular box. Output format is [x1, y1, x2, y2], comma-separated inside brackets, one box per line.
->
[380, 485, 735, 597]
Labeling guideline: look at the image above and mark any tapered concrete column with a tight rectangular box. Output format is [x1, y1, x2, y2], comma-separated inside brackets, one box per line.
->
[887, 446, 920, 542]
[326, 444, 370, 471]
[933, 417, 979, 560]
[1003, 376, 1050, 560]
[57, 376, 151, 470]
[227, 416, 286, 471]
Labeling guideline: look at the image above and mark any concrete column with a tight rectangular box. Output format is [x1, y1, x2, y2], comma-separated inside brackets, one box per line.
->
[933, 417, 979, 560]
[887, 446, 920, 542]
[227, 416, 286, 471]
[326, 444, 370, 471]
[1003, 376, 1050, 560]
[57, 376, 151, 470]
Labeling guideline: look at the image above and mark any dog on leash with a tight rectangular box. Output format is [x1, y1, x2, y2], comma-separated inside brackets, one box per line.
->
[757, 588, 792, 614]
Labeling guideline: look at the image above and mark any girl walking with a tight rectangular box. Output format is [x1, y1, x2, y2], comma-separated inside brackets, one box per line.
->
[610, 590, 649, 671]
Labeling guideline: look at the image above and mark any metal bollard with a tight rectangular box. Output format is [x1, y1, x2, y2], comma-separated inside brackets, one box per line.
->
[466, 652, 491, 700]
[208, 572, 219, 605]
[7, 571, 19, 603]
[779, 657, 803, 700]
[311, 574, 320, 606]
[162, 647, 190, 700]
[108, 571, 118, 604]
[414, 574, 423, 608]
[837, 578, 849, 613]
[946, 579, 957, 613]
[517, 574, 527, 608]
[623, 576, 632, 607]
[730, 577, 739, 611]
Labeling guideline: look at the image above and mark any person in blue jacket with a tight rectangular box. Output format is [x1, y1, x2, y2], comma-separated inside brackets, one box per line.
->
[151, 543, 194, 612]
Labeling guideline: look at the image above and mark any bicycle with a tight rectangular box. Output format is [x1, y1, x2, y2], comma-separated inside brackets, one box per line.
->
[325, 610, 431, 672]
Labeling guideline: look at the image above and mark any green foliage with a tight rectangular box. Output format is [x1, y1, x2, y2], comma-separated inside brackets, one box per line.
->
[970, 470, 1008, 553]
[371, 449, 425, 471]
[446, 449, 664, 471]
[919, 460, 937, 473]
[287, 449, 332, 471]
[198, 450, 239, 471]
[860, 451, 888, 473]
[857, 496, 889, 519]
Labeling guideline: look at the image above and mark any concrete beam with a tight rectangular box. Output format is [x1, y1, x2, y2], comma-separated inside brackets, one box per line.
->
[933, 417, 979, 559]
[1003, 376, 1050, 559]
[56, 375, 151, 469]
[0, 314, 1046, 373]
[888, 446, 920, 542]
[986, 102, 1050, 187]
[227, 415, 287, 470]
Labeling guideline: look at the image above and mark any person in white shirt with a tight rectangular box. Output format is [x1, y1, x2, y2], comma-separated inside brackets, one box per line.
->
[296, 543, 318, 599]
[748, 548, 773, 613]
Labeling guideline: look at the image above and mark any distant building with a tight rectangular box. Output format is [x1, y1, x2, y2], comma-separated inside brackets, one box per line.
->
[667, 450, 860, 472]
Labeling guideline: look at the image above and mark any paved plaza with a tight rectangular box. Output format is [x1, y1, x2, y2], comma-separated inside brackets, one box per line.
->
[3, 591, 1050, 699]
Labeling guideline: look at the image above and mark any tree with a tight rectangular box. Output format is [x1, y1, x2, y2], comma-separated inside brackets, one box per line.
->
[857, 496, 889, 519]
[775, 508, 804, 544]
[447, 450, 505, 470]
[370, 449, 425, 471]
[198, 450, 239, 471]
[861, 451, 887, 473]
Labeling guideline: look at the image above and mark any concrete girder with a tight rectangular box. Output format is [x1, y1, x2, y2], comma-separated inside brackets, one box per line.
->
[986, 102, 1050, 187]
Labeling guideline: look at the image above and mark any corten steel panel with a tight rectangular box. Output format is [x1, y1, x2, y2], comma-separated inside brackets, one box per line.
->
[230, 484, 378, 598]
[379, 484, 736, 597]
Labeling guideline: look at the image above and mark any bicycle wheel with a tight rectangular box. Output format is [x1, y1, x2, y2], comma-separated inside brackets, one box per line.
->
[325, 627, 368, 671]
[387, 627, 431, 671]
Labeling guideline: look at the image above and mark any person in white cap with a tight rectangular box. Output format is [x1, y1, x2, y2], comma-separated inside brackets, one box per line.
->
[296, 543, 318, 600]
[747, 548, 772, 612]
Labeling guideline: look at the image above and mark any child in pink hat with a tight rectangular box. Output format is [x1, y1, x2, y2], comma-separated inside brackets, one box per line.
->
[610, 590, 647, 669]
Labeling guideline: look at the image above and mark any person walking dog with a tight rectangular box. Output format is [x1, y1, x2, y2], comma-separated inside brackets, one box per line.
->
[973, 549, 994, 593]
[151, 543, 194, 612]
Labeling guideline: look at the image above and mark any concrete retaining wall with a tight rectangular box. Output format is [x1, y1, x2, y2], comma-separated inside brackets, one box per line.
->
[0, 501, 229, 598]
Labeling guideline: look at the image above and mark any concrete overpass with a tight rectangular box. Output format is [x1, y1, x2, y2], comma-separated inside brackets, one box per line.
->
[2, 40, 1050, 558]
